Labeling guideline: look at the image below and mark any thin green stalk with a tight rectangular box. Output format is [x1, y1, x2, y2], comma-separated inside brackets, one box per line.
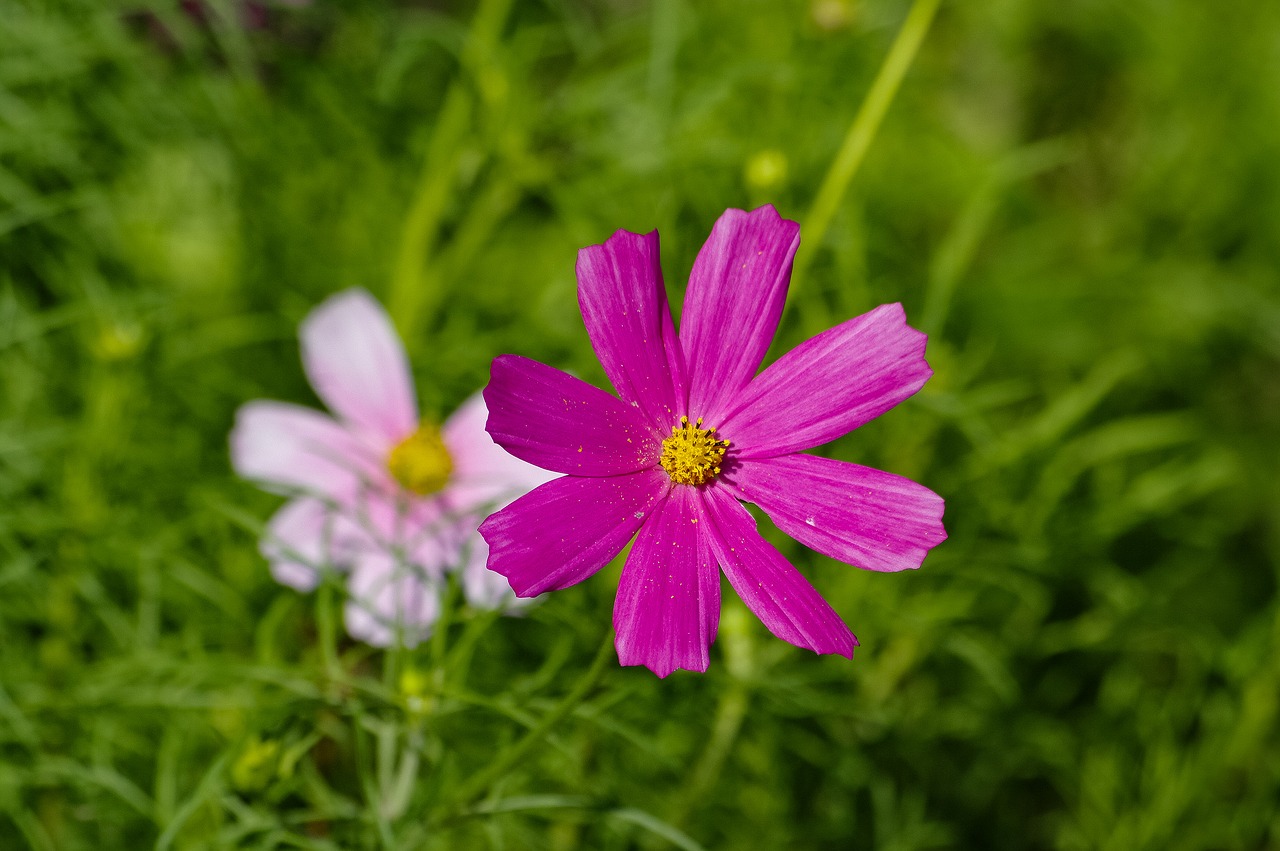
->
[671, 681, 749, 827]
[387, 0, 513, 339]
[436, 631, 615, 821]
[792, 0, 942, 291]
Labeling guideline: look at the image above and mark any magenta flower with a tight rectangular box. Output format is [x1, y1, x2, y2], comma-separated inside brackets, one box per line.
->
[480, 206, 946, 677]
[230, 289, 553, 646]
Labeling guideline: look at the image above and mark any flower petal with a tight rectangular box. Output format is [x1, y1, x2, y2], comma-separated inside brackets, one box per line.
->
[480, 469, 670, 597]
[679, 205, 801, 422]
[260, 498, 333, 591]
[702, 485, 856, 657]
[484, 355, 660, 477]
[230, 400, 383, 499]
[444, 391, 556, 496]
[720, 303, 931, 458]
[457, 529, 529, 611]
[300, 288, 418, 444]
[724, 454, 946, 572]
[344, 550, 441, 648]
[613, 486, 720, 678]
[577, 229, 685, 429]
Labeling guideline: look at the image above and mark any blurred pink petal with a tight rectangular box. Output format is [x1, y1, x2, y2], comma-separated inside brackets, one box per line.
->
[230, 400, 382, 500]
[344, 551, 441, 648]
[300, 289, 418, 445]
[260, 498, 330, 591]
[232, 290, 549, 646]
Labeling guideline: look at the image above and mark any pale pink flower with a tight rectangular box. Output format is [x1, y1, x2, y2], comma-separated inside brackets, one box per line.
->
[230, 289, 553, 646]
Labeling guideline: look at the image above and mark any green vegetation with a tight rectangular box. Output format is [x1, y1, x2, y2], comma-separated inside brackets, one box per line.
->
[2, 0, 1277, 847]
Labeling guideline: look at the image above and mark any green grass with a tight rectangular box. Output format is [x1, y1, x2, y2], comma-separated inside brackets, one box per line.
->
[2, 0, 1278, 848]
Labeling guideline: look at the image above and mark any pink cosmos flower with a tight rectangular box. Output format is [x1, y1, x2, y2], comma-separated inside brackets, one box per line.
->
[230, 289, 554, 647]
[480, 205, 947, 677]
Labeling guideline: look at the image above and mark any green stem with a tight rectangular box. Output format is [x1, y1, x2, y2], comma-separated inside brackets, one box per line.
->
[671, 681, 749, 827]
[387, 0, 514, 339]
[791, 0, 942, 291]
[437, 630, 615, 820]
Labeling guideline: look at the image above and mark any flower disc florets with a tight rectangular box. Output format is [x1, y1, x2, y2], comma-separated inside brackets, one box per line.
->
[387, 421, 452, 495]
[660, 416, 730, 486]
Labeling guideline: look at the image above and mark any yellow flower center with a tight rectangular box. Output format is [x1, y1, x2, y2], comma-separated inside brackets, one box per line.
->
[387, 421, 452, 495]
[660, 416, 730, 486]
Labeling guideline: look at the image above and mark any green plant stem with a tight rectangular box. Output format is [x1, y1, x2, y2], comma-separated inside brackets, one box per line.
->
[792, 0, 942, 291]
[387, 0, 513, 340]
[436, 630, 615, 821]
[671, 680, 749, 827]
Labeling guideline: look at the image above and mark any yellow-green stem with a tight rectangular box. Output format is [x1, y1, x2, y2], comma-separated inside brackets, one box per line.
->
[387, 0, 513, 339]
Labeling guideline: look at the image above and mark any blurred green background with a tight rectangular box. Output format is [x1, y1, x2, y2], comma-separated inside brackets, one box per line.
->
[2, 0, 1278, 848]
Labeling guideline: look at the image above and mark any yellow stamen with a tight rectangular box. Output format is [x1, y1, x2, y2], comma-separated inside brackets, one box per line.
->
[387, 421, 452, 495]
[660, 416, 730, 486]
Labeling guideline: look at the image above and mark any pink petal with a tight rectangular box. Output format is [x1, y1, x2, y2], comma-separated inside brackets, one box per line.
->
[260, 498, 333, 591]
[702, 485, 856, 657]
[484, 355, 661, 477]
[613, 486, 719, 678]
[300, 289, 419, 444]
[719, 303, 931, 458]
[346, 488, 454, 576]
[230, 400, 384, 500]
[443, 391, 557, 515]
[724, 454, 946, 572]
[479, 469, 670, 597]
[457, 529, 529, 611]
[679, 205, 801, 423]
[577, 229, 686, 429]
[344, 550, 441, 648]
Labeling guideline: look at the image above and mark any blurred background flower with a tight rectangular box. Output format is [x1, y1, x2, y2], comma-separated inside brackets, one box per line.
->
[231, 288, 552, 646]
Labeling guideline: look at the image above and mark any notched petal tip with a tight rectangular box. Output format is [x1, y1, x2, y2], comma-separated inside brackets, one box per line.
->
[614, 648, 711, 679]
[576, 227, 659, 267]
[715, 202, 799, 231]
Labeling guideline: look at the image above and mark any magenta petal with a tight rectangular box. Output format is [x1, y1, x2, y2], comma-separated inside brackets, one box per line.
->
[577, 229, 685, 429]
[480, 469, 670, 597]
[230, 400, 384, 499]
[485, 355, 661, 476]
[300, 289, 419, 444]
[720, 303, 931, 458]
[702, 486, 856, 657]
[725, 454, 946, 572]
[680, 206, 801, 422]
[613, 486, 720, 678]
